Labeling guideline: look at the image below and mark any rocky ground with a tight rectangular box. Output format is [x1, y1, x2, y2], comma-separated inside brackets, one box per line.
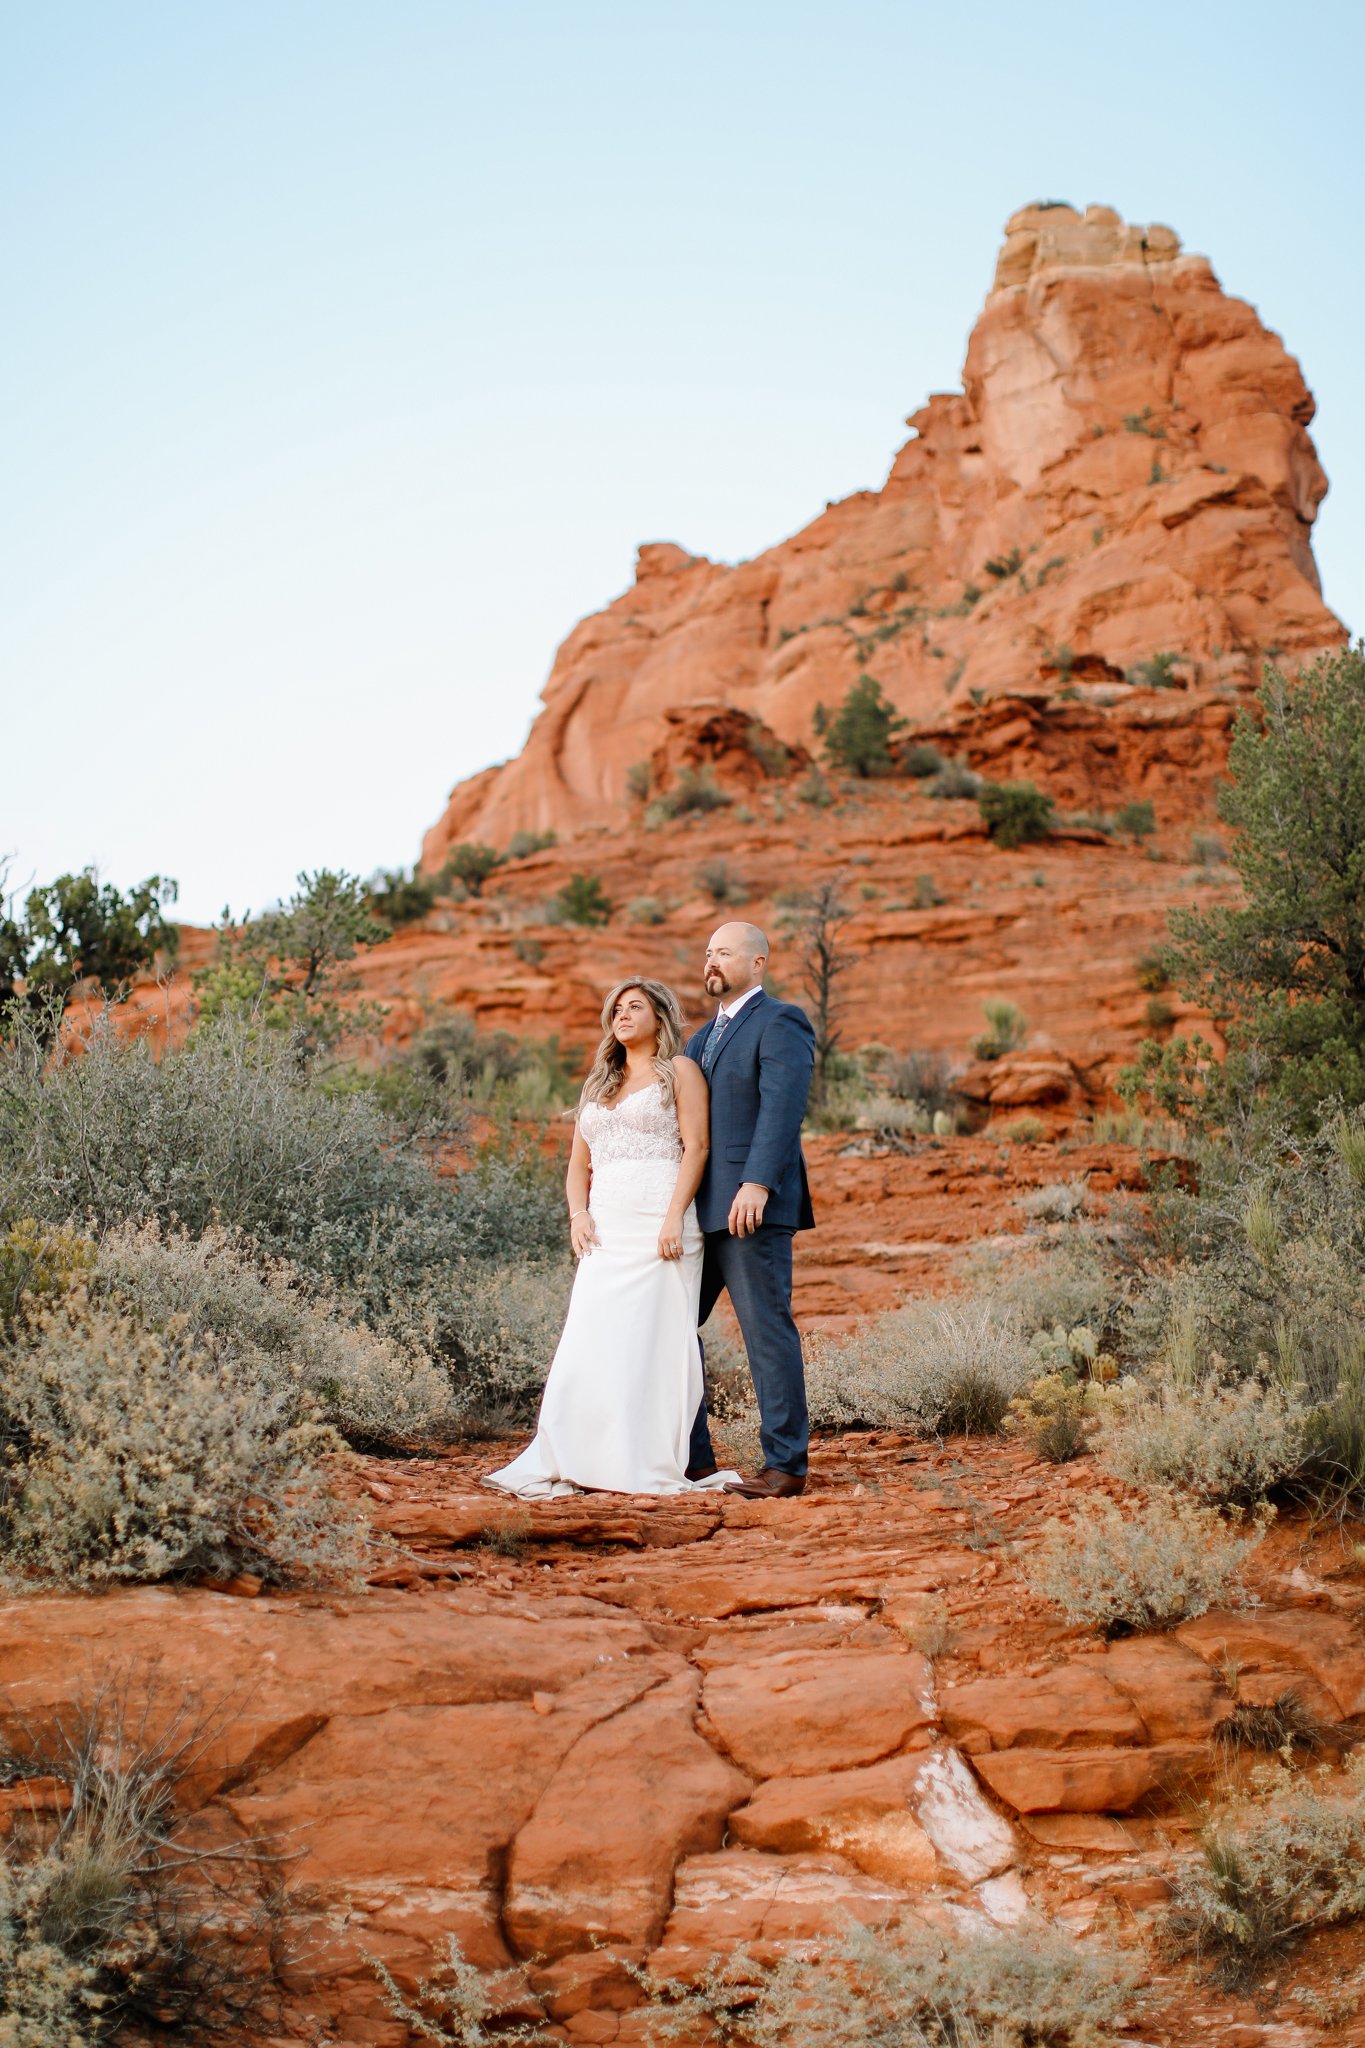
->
[5, 1437, 1365, 2046]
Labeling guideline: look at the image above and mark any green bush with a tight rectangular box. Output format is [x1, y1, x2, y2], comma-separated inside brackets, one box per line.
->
[1115, 798, 1157, 836]
[440, 843, 505, 897]
[627, 896, 667, 926]
[625, 759, 652, 802]
[192, 868, 389, 1056]
[1125, 648, 1365, 1134]
[1027, 1493, 1262, 1632]
[696, 858, 746, 907]
[551, 873, 613, 926]
[505, 830, 557, 860]
[901, 741, 946, 778]
[978, 779, 1055, 848]
[1, 868, 179, 1040]
[647, 766, 732, 820]
[925, 757, 982, 801]
[973, 998, 1028, 1059]
[820, 674, 907, 777]
[1126, 651, 1181, 688]
[367, 865, 436, 927]
[794, 765, 834, 806]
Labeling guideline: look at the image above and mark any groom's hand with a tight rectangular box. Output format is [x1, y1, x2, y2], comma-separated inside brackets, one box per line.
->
[728, 1182, 769, 1237]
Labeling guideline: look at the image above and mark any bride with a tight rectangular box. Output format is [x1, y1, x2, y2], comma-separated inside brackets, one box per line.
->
[484, 977, 739, 1498]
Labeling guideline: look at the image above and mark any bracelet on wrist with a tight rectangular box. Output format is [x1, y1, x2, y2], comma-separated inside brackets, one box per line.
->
[569, 1208, 588, 1219]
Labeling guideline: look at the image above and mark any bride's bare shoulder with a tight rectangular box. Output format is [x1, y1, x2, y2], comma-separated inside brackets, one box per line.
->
[671, 1054, 707, 1093]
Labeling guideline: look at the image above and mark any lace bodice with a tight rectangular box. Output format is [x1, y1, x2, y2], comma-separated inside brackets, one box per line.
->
[579, 1082, 686, 1216]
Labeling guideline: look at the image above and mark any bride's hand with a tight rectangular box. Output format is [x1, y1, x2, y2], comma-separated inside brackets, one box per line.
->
[570, 1211, 599, 1258]
[658, 1213, 686, 1262]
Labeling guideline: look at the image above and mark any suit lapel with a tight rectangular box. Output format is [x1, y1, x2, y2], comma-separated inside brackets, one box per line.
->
[707, 989, 768, 1076]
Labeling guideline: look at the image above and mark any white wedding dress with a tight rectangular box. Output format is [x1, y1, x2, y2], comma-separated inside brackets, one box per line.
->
[484, 1082, 738, 1498]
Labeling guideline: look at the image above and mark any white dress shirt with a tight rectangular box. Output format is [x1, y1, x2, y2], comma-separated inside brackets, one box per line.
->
[716, 982, 764, 1023]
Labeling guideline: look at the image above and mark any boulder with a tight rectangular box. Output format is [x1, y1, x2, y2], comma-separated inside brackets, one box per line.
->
[700, 1647, 934, 1778]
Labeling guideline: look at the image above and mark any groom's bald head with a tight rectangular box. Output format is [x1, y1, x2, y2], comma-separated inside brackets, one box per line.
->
[704, 921, 769, 999]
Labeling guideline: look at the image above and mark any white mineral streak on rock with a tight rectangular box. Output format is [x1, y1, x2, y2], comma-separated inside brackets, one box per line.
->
[910, 1746, 1016, 1883]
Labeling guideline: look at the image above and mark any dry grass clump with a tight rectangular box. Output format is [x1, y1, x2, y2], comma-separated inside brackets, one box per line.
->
[1, 1675, 297, 2042]
[1006, 1374, 1105, 1465]
[0, 1288, 363, 1588]
[1016, 1177, 1090, 1226]
[806, 1299, 1034, 1438]
[1026, 1493, 1263, 1633]
[1100, 1375, 1305, 1506]
[1168, 1755, 1365, 1984]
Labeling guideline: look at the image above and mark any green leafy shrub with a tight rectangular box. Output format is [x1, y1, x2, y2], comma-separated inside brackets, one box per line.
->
[627, 895, 667, 926]
[820, 675, 907, 777]
[440, 843, 505, 897]
[1126, 651, 1181, 688]
[1, 867, 179, 1039]
[973, 998, 1028, 1059]
[647, 766, 732, 820]
[1027, 1494, 1262, 1632]
[697, 858, 746, 907]
[978, 779, 1055, 848]
[442, 1259, 573, 1427]
[795, 764, 834, 806]
[925, 757, 982, 800]
[367, 865, 436, 927]
[625, 759, 652, 801]
[550, 873, 613, 927]
[806, 1299, 1033, 1436]
[901, 742, 946, 778]
[0, 1289, 361, 1588]
[505, 830, 557, 860]
[1169, 1756, 1365, 1984]
[1115, 798, 1157, 836]
[984, 546, 1023, 579]
[192, 868, 389, 1056]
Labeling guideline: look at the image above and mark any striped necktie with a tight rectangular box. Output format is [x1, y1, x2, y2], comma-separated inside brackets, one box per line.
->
[702, 1008, 732, 1075]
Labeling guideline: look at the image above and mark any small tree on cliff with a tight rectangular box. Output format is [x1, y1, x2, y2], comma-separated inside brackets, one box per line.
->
[820, 675, 907, 778]
[193, 869, 388, 1060]
[782, 880, 859, 1110]
[1122, 644, 1365, 1135]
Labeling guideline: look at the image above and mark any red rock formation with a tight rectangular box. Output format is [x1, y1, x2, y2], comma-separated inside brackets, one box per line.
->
[424, 202, 1344, 861]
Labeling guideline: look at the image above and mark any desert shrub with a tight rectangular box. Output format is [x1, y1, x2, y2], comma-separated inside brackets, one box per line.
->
[505, 830, 557, 860]
[649, 766, 732, 820]
[550, 873, 612, 927]
[627, 895, 667, 926]
[925, 757, 982, 800]
[697, 858, 747, 906]
[1169, 1755, 1365, 1984]
[366, 864, 436, 927]
[0, 1289, 360, 1588]
[0, 1219, 95, 1336]
[885, 1046, 957, 1114]
[1115, 798, 1157, 837]
[511, 933, 545, 966]
[1126, 651, 1180, 688]
[973, 998, 1028, 1059]
[984, 547, 1023, 580]
[855, 1095, 929, 1141]
[1005, 1374, 1101, 1464]
[806, 1299, 1033, 1437]
[978, 779, 1055, 848]
[998, 1113, 1046, 1143]
[191, 868, 390, 1058]
[1, 1677, 299, 2040]
[93, 1221, 458, 1453]
[1016, 1177, 1089, 1225]
[901, 741, 946, 778]
[643, 1919, 1138, 2048]
[819, 674, 907, 777]
[625, 759, 652, 802]
[444, 1259, 573, 1426]
[1100, 1377, 1305, 1506]
[361, 1011, 577, 1127]
[912, 873, 945, 908]
[1213, 1690, 1334, 1759]
[982, 1236, 1119, 1341]
[794, 764, 834, 807]
[440, 843, 505, 897]
[1027, 1493, 1262, 1632]
[744, 722, 793, 778]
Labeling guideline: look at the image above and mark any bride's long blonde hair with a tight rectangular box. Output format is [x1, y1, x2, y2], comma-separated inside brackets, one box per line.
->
[579, 978, 687, 1107]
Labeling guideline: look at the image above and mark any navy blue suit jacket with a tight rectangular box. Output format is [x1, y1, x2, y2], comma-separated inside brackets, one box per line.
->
[685, 990, 816, 1234]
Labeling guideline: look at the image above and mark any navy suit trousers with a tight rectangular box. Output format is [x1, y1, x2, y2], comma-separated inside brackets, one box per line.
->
[689, 1226, 808, 1477]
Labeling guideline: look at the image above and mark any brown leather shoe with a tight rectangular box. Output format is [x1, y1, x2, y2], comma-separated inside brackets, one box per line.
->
[728, 1468, 806, 1499]
[685, 1463, 719, 1482]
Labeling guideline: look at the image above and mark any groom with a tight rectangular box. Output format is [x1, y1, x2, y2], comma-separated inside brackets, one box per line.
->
[684, 922, 816, 1499]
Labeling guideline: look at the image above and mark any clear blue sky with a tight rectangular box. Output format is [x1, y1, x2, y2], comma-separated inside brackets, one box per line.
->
[4, 1, 1361, 924]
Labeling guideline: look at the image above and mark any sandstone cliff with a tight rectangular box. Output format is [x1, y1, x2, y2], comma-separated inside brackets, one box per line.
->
[424, 202, 1344, 861]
